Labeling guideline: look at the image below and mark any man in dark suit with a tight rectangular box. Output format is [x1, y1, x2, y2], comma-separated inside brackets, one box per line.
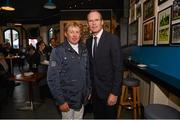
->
[86, 10, 123, 119]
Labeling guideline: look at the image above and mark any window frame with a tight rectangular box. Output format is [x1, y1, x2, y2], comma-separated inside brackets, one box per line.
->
[3, 28, 20, 49]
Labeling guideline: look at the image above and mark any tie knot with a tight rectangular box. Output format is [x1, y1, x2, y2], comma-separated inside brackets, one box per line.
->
[94, 36, 97, 40]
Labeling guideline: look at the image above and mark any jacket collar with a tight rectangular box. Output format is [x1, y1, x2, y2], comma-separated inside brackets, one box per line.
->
[63, 40, 87, 55]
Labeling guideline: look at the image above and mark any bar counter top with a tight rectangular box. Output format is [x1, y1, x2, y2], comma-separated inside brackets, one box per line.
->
[124, 60, 180, 97]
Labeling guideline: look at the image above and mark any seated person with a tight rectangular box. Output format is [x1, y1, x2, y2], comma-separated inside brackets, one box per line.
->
[0, 53, 15, 101]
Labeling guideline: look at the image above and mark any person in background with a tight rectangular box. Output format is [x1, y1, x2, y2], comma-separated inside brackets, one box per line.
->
[36, 40, 51, 100]
[2, 42, 14, 57]
[49, 38, 57, 49]
[0, 48, 16, 98]
[46, 38, 58, 60]
[2, 42, 15, 74]
[26, 45, 39, 71]
[18, 46, 26, 71]
[47, 22, 91, 119]
[86, 10, 123, 119]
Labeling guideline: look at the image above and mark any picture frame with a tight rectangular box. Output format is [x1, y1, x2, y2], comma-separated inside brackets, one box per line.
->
[136, 3, 141, 19]
[129, 5, 136, 24]
[128, 20, 138, 46]
[172, 0, 180, 21]
[142, 18, 155, 45]
[171, 23, 180, 44]
[158, 0, 168, 6]
[130, 0, 136, 6]
[143, 0, 155, 21]
[60, 20, 111, 43]
[157, 7, 171, 45]
[136, 0, 139, 4]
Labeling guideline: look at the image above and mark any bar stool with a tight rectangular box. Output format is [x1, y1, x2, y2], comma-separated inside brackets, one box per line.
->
[144, 104, 180, 119]
[117, 78, 141, 119]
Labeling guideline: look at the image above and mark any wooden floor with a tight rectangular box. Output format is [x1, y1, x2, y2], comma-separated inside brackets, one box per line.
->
[0, 65, 135, 119]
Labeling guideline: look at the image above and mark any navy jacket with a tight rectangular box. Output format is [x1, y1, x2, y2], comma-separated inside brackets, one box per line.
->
[86, 30, 123, 100]
[47, 40, 91, 110]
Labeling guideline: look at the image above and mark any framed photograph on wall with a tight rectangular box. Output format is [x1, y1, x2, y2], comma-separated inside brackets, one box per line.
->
[143, 0, 155, 21]
[172, 0, 180, 21]
[128, 20, 138, 46]
[171, 23, 180, 44]
[60, 20, 110, 43]
[157, 7, 171, 45]
[158, 0, 168, 6]
[136, 3, 141, 18]
[136, 0, 139, 4]
[142, 18, 155, 45]
[129, 5, 136, 24]
[130, 0, 136, 6]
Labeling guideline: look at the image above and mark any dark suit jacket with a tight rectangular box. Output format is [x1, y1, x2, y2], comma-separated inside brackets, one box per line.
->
[86, 30, 123, 100]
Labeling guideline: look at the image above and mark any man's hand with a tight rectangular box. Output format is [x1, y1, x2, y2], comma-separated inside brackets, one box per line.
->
[58, 102, 70, 112]
[107, 93, 118, 106]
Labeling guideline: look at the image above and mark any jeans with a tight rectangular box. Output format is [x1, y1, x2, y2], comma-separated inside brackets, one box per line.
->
[61, 105, 84, 119]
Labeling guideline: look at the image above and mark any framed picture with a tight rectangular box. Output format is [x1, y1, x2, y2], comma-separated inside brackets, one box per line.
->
[172, 0, 180, 21]
[143, 0, 155, 21]
[158, 0, 168, 6]
[129, 5, 136, 24]
[128, 20, 138, 46]
[171, 23, 180, 44]
[157, 7, 171, 45]
[136, 0, 139, 3]
[142, 18, 155, 45]
[136, 3, 141, 18]
[60, 20, 110, 43]
[130, 0, 136, 6]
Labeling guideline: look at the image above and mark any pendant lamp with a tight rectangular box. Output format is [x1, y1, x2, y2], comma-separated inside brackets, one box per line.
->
[44, 0, 56, 9]
[1, 0, 15, 11]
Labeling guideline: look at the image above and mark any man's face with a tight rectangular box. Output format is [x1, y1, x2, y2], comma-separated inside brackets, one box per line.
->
[50, 39, 56, 48]
[65, 26, 81, 45]
[87, 11, 104, 35]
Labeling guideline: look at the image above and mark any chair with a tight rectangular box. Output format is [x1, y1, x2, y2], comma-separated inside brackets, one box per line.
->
[144, 104, 180, 119]
[117, 78, 141, 119]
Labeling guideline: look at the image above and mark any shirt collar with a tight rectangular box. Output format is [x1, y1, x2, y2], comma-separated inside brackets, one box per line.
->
[93, 29, 103, 39]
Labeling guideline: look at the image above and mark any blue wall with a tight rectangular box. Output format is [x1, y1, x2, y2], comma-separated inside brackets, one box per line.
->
[123, 46, 180, 79]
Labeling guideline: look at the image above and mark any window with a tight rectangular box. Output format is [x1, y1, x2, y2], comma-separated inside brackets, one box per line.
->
[28, 39, 38, 48]
[4, 28, 20, 49]
[48, 27, 54, 40]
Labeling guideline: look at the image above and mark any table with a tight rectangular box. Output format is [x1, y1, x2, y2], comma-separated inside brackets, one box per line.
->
[10, 72, 46, 111]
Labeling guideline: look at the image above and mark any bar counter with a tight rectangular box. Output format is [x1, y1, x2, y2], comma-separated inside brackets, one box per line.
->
[124, 60, 180, 97]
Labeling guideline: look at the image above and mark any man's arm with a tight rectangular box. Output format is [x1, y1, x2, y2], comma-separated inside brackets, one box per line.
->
[47, 48, 65, 105]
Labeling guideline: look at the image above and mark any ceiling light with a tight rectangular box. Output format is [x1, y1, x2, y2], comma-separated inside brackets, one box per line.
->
[44, 0, 56, 9]
[1, 0, 15, 11]
[14, 23, 22, 26]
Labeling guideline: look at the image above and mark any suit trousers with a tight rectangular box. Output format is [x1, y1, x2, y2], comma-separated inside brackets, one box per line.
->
[92, 96, 117, 119]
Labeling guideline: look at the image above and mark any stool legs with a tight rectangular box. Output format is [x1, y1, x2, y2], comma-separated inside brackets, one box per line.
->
[117, 85, 141, 119]
[136, 87, 141, 117]
[117, 85, 126, 118]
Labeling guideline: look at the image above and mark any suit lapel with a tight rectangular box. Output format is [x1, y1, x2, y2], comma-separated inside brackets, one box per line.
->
[88, 37, 93, 58]
[95, 31, 106, 58]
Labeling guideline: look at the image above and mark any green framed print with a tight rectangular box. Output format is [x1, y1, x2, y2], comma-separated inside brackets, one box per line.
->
[157, 7, 171, 45]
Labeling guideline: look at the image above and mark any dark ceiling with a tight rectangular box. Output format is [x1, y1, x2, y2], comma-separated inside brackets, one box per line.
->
[0, 0, 123, 25]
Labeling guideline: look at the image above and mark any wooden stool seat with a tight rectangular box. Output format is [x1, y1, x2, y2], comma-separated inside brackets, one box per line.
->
[117, 78, 141, 119]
